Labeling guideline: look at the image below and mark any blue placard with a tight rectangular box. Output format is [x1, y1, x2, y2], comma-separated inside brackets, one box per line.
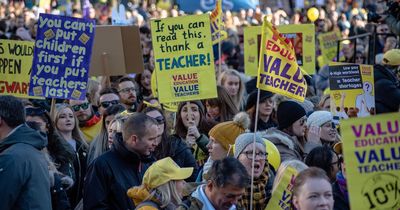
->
[29, 14, 95, 100]
[176, 0, 258, 13]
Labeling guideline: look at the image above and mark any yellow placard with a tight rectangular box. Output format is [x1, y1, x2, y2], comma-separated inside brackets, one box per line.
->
[329, 63, 375, 119]
[317, 30, 343, 67]
[257, 19, 308, 102]
[39, 0, 50, 9]
[244, 24, 315, 76]
[265, 166, 298, 210]
[341, 113, 400, 210]
[210, 0, 227, 44]
[150, 14, 217, 103]
[0, 40, 41, 99]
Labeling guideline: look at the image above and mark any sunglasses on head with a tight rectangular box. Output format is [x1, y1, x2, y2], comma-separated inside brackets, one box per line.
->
[100, 100, 120, 108]
[25, 107, 47, 116]
[71, 102, 90, 112]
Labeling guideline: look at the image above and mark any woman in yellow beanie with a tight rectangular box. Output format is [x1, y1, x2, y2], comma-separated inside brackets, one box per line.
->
[127, 157, 193, 210]
[199, 112, 250, 181]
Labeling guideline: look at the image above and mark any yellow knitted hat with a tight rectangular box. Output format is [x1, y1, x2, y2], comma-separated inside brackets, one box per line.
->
[208, 112, 250, 151]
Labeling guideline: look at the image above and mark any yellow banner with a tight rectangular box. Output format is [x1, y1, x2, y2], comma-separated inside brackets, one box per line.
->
[329, 63, 375, 119]
[210, 0, 227, 44]
[0, 40, 40, 99]
[341, 113, 400, 210]
[244, 24, 315, 76]
[150, 14, 217, 103]
[257, 19, 308, 102]
[318, 30, 342, 67]
[265, 166, 298, 210]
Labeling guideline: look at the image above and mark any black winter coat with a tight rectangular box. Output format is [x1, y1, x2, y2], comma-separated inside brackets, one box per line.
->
[83, 133, 154, 210]
[374, 64, 400, 113]
[167, 135, 199, 182]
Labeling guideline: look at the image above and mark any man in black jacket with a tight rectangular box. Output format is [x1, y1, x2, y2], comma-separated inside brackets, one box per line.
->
[83, 112, 159, 210]
[0, 95, 51, 210]
[374, 49, 400, 113]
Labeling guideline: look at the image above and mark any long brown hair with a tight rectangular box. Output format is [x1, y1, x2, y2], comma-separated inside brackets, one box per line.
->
[204, 86, 239, 122]
[174, 101, 211, 139]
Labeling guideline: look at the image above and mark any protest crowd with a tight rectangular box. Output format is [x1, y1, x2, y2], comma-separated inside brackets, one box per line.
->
[1, 0, 400, 210]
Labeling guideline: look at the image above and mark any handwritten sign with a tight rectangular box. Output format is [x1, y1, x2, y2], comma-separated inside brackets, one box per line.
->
[341, 113, 400, 210]
[317, 30, 342, 67]
[29, 14, 95, 100]
[0, 40, 41, 98]
[150, 14, 217, 103]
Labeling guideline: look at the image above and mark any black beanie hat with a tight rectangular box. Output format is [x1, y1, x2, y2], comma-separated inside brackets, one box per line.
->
[245, 90, 274, 111]
[277, 101, 306, 129]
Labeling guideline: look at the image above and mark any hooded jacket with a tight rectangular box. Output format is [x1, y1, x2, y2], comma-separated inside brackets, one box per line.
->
[373, 64, 400, 113]
[83, 133, 154, 210]
[0, 124, 52, 210]
[263, 128, 306, 162]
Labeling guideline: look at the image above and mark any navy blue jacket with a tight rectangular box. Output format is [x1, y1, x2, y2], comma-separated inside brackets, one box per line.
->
[83, 133, 154, 210]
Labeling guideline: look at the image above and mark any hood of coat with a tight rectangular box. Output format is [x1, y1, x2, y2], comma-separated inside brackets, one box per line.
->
[263, 127, 295, 150]
[0, 124, 47, 152]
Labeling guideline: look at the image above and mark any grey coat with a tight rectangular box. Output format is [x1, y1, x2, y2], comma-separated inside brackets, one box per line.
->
[0, 124, 52, 210]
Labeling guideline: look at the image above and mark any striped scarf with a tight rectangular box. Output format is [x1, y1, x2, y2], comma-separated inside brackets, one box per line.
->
[238, 163, 271, 210]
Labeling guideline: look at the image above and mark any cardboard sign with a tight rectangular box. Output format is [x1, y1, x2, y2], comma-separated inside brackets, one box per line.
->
[29, 14, 95, 100]
[244, 24, 315, 76]
[341, 113, 400, 210]
[89, 26, 144, 76]
[0, 40, 41, 99]
[257, 19, 308, 102]
[317, 30, 342, 67]
[329, 63, 375, 119]
[265, 166, 298, 210]
[150, 14, 217, 103]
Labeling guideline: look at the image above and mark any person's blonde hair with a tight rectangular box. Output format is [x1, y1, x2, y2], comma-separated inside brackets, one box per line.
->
[147, 181, 182, 208]
[218, 69, 245, 109]
[272, 160, 308, 193]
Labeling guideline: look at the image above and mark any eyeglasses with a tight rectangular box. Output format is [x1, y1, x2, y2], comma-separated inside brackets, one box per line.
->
[25, 107, 47, 116]
[100, 100, 120, 108]
[118, 87, 136, 93]
[242, 151, 268, 160]
[71, 102, 90, 112]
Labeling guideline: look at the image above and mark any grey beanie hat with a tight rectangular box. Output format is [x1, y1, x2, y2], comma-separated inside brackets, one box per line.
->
[234, 133, 266, 159]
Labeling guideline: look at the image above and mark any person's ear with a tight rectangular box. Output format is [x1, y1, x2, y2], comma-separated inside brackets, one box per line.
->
[206, 180, 214, 192]
[292, 195, 300, 209]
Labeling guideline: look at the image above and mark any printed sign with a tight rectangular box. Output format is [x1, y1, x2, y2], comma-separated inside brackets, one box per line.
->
[341, 113, 400, 210]
[257, 19, 308, 102]
[265, 166, 298, 210]
[329, 63, 375, 119]
[150, 14, 217, 103]
[29, 14, 95, 100]
[0, 40, 41, 98]
[244, 24, 315, 76]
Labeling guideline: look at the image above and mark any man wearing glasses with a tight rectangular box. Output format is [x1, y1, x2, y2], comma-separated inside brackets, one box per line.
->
[98, 87, 120, 115]
[69, 95, 102, 143]
[117, 77, 138, 112]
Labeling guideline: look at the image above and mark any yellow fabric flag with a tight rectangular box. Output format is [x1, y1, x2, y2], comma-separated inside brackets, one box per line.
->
[257, 18, 308, 102]
[210, 0, 227, 44]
